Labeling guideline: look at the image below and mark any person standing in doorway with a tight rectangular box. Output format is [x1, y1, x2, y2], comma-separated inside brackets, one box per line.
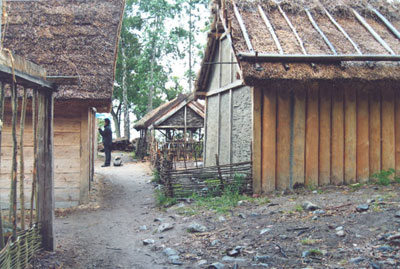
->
[98, 118, 112, 167]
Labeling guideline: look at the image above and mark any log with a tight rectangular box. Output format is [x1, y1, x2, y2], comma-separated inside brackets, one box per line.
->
[19, 87, 28, 230]
[11, 81, 18, 240]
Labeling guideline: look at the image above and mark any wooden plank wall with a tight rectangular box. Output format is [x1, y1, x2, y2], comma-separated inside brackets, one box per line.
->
[1, 111, 81, 208]
[253, 81, 399, 193]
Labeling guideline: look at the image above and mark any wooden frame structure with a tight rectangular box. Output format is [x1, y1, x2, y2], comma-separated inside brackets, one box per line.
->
[0, 50, 57, 251]
[196, 0, 400, 193]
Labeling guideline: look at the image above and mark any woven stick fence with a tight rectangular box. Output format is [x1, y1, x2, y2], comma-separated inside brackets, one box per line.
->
[159, 155, 253, 198]
[0, 224, 41, 269]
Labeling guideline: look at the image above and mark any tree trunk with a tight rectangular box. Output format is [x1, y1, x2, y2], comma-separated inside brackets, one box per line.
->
[19, 88, 28, 230]
[111, 104, 121, 138]
[121, 46, 130, 141]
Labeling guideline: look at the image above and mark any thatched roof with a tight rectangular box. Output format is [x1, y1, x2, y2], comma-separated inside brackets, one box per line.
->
[3, 0, 125, 110]
[196, 0, 400, 92]
[134, 93, 205, 130]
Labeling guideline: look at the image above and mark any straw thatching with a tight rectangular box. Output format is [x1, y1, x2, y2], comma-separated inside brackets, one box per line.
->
[134, 93, 205, 130]
[196, 0, 400, 91]
[3, 0, 125, 108]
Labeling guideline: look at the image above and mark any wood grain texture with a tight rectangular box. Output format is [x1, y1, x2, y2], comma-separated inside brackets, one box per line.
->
[252, 87, 262, 194]
[396, 89, 400, 178]
[331, 86, 344, 185]
[369, 89, 381, 175]
[319, 87, 331, 186]
[344, 86, 357, 184]
[261, 87, 276, 193]
[357, 87, 370, 182]
[305, 83, 319, 187]
[381, 86, 395, 172]
[79, 108, 90, 204]
[276, 87, 291, 190]
[292, 87, 306, 187]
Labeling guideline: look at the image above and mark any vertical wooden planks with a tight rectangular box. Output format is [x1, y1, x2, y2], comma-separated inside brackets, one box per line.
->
[292, 87, 306, 187]
[79, 108, 90, 204]
[319, 86, 331, 186]
[331, 86, 344, 185]
[396, 88, 400, 178]
[277, 86, 291, 190]
[305, 83, 319, 187]
[357, 87, 370, 182]
[369, 89, 381, 176]
[344, 86, 357, 184]
[252, 87, 262, 194]
[381, 85, 395, 172]
[262, 87, 276, 193]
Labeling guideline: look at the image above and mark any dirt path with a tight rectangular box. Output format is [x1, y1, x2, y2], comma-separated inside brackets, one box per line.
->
[34, 161, 181, 269]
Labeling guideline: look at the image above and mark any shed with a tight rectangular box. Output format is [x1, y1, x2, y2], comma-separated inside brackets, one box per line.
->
[1, 0, 125, 207]
[196, 0, 400, 193]
[134, 93, 204, 160]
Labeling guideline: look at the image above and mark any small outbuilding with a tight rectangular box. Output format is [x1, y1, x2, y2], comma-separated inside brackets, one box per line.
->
[134, 93, 204, 161]
[1, 0, 125, 207]
[196, 0, 400, 193]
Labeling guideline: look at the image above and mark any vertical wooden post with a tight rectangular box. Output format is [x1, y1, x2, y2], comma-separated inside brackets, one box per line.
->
[382, 86, 395, 172]
[262, 86, 276, 192]
[10, 80, 18, 240]
[331, 86, 344, 185]
[369, 89, 381, 175]
[0, 82, 5, 248]
[252, 87, 262, 194]
[292, 86, 306, 187]
[37, 90, 54, 251]
[357, 87, 370, 182]
[305, 82, 319, 187]
[344, 86, 357, 184]
[319, 86, 331, 186]
[80, 107, 90, 204]
[19, 87, 28, 230]
[215, 154, 224, 190]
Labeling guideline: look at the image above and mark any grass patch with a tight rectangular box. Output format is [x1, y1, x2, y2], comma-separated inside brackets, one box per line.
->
[152, 170, 161, 183]
[155, 189, 176, 207]
[371, 168, 400, 186]
[301, 238, 318, 245]
[294, 204, 303, 213]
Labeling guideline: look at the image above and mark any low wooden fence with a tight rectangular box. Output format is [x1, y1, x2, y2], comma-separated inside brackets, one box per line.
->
[158, 156, 253, 198]
[0, 224, 41, 268]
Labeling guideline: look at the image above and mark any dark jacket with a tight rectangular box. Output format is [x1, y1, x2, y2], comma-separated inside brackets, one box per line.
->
[99, 125, 112, 146]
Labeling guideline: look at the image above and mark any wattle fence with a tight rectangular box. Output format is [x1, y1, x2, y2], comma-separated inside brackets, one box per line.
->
[0, 224, 41, 268]
[156, 153, 253, 198]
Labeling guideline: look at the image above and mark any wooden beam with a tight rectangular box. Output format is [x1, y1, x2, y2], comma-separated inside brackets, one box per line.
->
[305, 9, 337, 55]
[292, 87, 306, 187]
[206, 80, 244, 97]
[277, 87, 291, 190]
[344, 86, 357, 184]
[252, 87, 262, 194]
[331, 86, 344, 185]
[278, 5, 307, 55]
[305, 83, 319, 187]
[79, 108, 90, 204]
[323, 7, 362, 55]
[37, 90, 55, 251]
[319, 87, 331, 186]
[371, 7, 400, 40]
[258, 5, 283, 54]
[369, 89, 381, 176]
[381, 86, 395, 172]
[352, 9, 395, 55]
[233, 3, 254, 52]
[357, 87, 370, 182]
[262, 86, 276, 192]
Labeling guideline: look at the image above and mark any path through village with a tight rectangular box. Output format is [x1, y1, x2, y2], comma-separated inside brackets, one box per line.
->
[31, 158, 400, 269]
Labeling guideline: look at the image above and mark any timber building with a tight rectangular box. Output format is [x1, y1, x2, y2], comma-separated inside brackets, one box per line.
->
[1, 0, 125, 207]
[196, 0, 400, 193]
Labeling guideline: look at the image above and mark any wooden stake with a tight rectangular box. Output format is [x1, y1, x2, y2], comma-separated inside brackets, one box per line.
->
[19, 87, 28, 230]
[30, 89, 38, 226]
[0, 82, 5, 248]
[215, 154, 224, 190]
[11, 81, 18, 240]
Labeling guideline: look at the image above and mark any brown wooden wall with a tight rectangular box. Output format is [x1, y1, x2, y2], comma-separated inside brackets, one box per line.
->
[253, 81, 400, 193]
[0, 103, 96, 208]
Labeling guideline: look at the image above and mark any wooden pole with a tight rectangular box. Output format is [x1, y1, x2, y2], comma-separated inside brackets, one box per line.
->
[0, 82, 5, 248]
[19, 87, 28, 230]
[215, 154, 224, 191]
[10, 81, 18, 240]
[30, 89, 37, 226]
[37, 90, 55, 251]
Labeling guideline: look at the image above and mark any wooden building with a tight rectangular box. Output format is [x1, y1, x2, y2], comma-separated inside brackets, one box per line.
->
[196, 0, 400, 194]
[1, 0, 125, 207]
[134, 93, 204, 160]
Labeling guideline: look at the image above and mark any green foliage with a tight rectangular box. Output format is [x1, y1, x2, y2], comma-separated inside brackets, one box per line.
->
[371, 168, 398, 186]
[294, 205, 303, 213]
[152, 170, 160, 183]
[155, 189, 176, 207]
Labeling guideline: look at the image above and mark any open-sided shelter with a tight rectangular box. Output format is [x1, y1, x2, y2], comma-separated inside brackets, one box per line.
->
[1, 0, 125, 207]
[196, 0, 400, 194]
[134, 93, 204, 160]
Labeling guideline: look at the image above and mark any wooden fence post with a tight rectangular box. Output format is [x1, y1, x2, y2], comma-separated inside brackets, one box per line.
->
[215, 154, 224, 190]
[37, 90, 55, 251]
